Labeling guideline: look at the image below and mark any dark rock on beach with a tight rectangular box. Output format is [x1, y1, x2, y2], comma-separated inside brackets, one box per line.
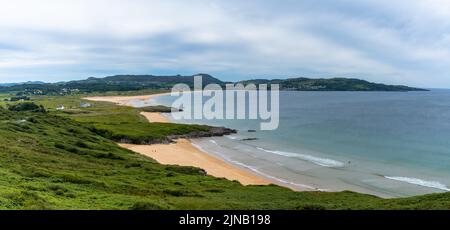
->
[240, 138, 258, 141]
[139, 105, 182, 113]
[168, 127, 237, 140]
[104, 125, 237, 145]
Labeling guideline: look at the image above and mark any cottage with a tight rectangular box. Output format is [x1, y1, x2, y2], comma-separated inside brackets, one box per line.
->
[80, 102, 92, 108]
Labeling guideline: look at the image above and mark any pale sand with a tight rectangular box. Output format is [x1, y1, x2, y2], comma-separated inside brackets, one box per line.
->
[120, 140, 270, 185]
[140, 112, 170, 123]
[84, 92, 170, 107]
[85, 94, 271, 186]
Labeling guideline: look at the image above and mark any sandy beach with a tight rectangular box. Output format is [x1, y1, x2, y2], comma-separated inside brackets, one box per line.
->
[84, 93, 170, 107]
[85, 94, 271, 186]
[140, 112, 170, 123]
[119, 139, 269, 185]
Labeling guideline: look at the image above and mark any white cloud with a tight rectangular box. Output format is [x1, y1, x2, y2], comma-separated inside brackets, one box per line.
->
[0, 0, 449, 87]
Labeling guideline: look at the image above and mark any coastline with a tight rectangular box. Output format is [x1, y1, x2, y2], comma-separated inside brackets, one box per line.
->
[83, 93, 171, 107]
[119, 139, 269, 185]
[85, 93, 272, 186]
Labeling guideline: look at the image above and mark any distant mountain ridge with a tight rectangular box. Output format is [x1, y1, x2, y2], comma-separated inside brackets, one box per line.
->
[0, 81, 45, 87]
[0, 74, 223, 94]
[76, 73, 223, 86]
[239, 77, 427, 91]
[0, 74, 427, 94]
[72, 74, 425, 91]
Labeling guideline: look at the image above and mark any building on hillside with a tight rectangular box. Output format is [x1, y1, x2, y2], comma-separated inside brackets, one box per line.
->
[80, 102, 92, 108]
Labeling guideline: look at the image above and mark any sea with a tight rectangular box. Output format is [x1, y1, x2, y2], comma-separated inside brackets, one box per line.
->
[130, 90, 450, 198]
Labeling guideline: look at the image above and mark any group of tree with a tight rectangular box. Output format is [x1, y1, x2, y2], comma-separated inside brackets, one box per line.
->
[6, 102, 46, 113]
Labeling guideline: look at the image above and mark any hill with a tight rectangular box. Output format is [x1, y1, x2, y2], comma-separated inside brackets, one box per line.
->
[239, 77, 427, 91]
[0, 74, 427, 95]
[0, 74, 223, 95]
[81, 73, 223, 86]
[0, 81, 45, 87]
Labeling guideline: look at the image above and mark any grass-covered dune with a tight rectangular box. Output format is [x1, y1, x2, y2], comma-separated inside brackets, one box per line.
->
[0, 94, 449, 209]
[32, 95, 233, 145]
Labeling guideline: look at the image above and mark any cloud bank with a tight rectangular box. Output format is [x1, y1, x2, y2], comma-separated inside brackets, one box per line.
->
[0, 0, 449, 87]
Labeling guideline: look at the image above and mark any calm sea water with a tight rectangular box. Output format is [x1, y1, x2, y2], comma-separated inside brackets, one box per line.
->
[137, 90, 450, 198]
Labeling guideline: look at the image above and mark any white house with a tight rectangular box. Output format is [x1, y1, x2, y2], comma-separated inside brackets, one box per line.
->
[80, 102, 92, 108]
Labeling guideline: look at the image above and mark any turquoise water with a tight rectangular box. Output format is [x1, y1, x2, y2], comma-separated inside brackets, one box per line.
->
[141, 90, 450, 198]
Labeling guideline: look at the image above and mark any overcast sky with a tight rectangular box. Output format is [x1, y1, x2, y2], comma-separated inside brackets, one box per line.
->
[1, 0, 450, 87]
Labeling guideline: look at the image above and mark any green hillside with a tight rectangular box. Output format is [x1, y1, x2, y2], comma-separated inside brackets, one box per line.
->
[239, 77, 426, 91]
[0, 74, 223, 95]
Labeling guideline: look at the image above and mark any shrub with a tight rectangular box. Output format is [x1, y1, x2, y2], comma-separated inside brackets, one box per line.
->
[8, 102, 46, 113]
[75, 141, 89, 148]
[129, 201, 164, 210]
[297, 204, 326, 210]
[59, 175, 92, 184]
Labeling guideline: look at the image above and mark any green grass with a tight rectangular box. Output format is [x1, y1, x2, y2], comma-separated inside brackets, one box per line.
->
[32, 95, 211, 144]
[0, 94, 449, 210]
[0, 108, 377, 210]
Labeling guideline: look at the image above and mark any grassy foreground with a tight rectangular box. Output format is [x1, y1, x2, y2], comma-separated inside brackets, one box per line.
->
[35, 94, 213, 144]
[0, 94, 449, 209]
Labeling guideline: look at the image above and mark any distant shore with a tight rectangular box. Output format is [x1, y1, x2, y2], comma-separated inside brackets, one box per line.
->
[84, 93, 271, 186]
[84, 93, 171, 107]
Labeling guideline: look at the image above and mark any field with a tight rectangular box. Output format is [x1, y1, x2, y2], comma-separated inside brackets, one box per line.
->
[0, 93, 449, 209]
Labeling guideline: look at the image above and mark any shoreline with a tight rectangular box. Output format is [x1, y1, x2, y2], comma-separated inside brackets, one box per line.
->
[85, 93, 272, 186]
[83, 93, 171, 107]
[119, 139, 270, 185]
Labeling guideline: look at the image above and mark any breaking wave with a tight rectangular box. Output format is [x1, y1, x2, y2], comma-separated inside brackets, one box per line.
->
[256, 147, 345, 168]
[384, 176, 450, 191]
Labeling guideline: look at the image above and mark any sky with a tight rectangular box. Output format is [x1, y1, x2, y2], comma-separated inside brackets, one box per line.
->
[0, 0, 450, 87]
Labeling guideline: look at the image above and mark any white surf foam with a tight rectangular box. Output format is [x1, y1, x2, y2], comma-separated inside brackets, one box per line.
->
[225, 135, 239, 140]
[225, 158, 319, 191]
[191, 143, 209, 153]
[191, 142, 322, 191]
[256, 147, 345, 168]
[385, 176, 450, 191]
[209, 140, 218, 145]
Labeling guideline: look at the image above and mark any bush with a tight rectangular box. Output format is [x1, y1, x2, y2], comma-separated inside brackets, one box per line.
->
[297, 204, 326, 210]
[165, 166, 207, 176]
[75, 141, 89, 148]
[163, 189, 202, 197]
[93, 152, 124, 160]
[8, 102, 46, 112]
[129, 201, 164, 210]
[59, 174, 92, 184]
[9, 96, 31, 102]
